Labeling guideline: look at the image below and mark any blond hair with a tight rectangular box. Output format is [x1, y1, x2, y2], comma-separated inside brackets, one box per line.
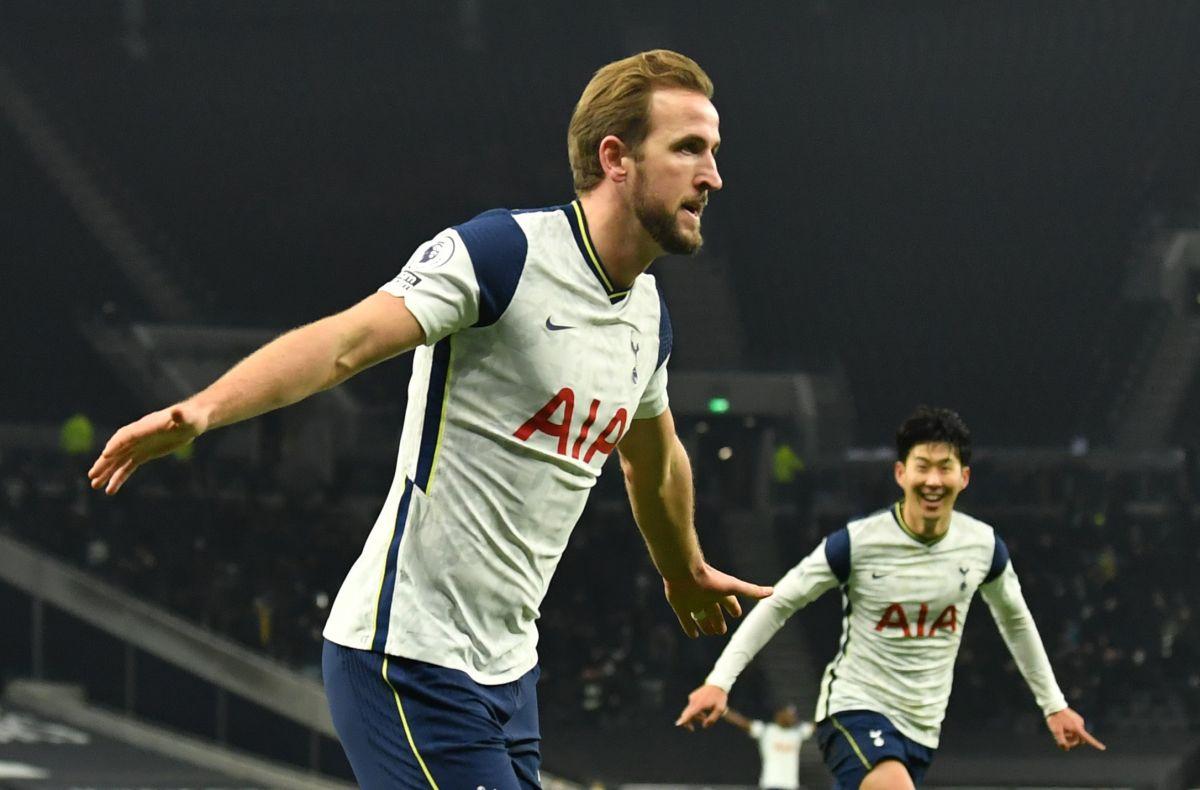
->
[568, 49, 713, 194]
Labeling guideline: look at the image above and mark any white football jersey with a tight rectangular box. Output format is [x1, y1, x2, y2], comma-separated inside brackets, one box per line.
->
[324, 202, 672, 684]
[707, 505, 1067, 748]
[748, 719, 814, 789]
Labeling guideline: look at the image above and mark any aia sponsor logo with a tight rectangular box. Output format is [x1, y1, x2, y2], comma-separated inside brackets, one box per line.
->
[514, 387, 627, 464]
[874, 602, 957, 638]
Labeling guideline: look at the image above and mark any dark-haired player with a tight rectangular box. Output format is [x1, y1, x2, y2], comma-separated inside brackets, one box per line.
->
[677, 407, 1104, 789]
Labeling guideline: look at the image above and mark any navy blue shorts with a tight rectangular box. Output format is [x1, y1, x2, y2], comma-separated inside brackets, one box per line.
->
[322, 640, 541, 789]
[817, 710, 935, 789]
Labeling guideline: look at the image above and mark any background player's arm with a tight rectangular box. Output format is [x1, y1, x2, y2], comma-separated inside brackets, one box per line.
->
[89, 292, 425, 494]
[618, 408, 772, 638]
[719, 707, 753, 733]
[980, 563, 1106, 751]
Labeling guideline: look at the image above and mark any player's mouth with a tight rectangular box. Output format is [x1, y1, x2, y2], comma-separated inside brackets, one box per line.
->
[917, 489, 947, 510]
[680, 198, 706, 223]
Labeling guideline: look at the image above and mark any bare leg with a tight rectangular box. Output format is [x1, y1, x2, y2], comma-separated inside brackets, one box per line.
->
[860, 758, 916, 790]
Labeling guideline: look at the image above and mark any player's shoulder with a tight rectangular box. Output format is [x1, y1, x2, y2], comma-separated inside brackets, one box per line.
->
[843, 506, 898, 544]
[949, 508, 1001, 547]
[427, 207, 548, 327]
[950, 509, 1012, 581]
[453, 206, 547, 251]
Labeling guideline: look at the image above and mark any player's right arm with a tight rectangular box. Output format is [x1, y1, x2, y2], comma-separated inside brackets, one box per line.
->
[676, 538, 841, 730]
[89, 292, 424, 494]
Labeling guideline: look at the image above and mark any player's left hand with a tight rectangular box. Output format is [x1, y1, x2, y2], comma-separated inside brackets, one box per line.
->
[663, 563, 773, 638]
[1045, 707, 1106, 751]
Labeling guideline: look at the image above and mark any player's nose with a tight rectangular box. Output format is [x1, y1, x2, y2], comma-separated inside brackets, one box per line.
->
[697, 154, 722, 192]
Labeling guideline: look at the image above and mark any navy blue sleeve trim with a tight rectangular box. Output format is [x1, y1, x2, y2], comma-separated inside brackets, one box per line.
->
[984, 533, 1010, 584]
[824, 527, 851, 585]
[453, 209, 528, 327]
[656, 287, 672, 370]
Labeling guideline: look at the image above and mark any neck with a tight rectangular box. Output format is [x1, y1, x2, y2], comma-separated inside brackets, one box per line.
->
[898, 500, 950, 542]
[577, 189, 661, 289]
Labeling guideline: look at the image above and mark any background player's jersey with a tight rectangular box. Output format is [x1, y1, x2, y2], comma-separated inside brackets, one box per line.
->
[706, 506, 1067, 748]
[748, 719, 814, 789]
[324, 202, 671, 684]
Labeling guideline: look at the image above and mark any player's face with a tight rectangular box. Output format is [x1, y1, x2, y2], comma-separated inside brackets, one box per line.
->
[775, 706, 798, 727]
[630, 88, 722, 255]
[894, 442, 970, 522]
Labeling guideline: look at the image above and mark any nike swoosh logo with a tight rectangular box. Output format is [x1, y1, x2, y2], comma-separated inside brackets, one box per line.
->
[545, 317, 574, 331]
[871, 572, 886, 579]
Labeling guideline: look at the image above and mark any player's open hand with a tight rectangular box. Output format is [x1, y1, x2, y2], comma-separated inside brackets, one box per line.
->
[88, 404, 208, 495]
[675, 684, 728, 731]
[1046, 707, 1105, 752]
[663, 563, 772, 638]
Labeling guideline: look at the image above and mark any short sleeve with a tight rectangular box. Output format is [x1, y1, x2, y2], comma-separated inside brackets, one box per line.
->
[634, 362, 669, 419]
[380, 210, 527, 345]
[749, 720, 765, 740]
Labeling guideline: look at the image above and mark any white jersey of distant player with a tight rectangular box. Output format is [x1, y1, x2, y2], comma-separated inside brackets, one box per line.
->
[707, 505, 1066, 749]
[748, 719, 814, 790]
[324, 201, 671, 684]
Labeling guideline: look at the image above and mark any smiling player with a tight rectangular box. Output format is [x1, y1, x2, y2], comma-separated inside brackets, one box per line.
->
[676, 406, 1103, 789]
[89, 50, 772, 789]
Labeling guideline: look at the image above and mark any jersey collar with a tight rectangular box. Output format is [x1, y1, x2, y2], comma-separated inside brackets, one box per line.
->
[891, 501, 951, 546]
[565, 200, 631, 304]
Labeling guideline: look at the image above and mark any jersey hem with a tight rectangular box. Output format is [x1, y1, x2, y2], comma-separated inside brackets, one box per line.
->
[822, 704, 941, 750]
[322, 630, 538, 686]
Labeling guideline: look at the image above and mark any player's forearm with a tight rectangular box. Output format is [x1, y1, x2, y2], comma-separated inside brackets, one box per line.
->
[185, 314, 370, 433]
[707, 552, 836, 690]
[622, 435, 703, 581]
[982, 570, 1068, 715]
[705, 587, 795, 691]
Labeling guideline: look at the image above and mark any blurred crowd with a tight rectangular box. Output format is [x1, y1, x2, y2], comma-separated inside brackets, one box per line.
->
[2, 428, 1198, 737]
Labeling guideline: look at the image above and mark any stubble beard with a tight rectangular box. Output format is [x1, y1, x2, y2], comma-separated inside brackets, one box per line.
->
[632, 177, 703, 256]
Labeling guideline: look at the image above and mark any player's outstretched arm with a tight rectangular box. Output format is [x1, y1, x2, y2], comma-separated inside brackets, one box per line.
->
[675, 684, 729, 731]
[1046, 708, 1106, 752]
[89, 292, 425, 494]
[618, 409, 772, 638]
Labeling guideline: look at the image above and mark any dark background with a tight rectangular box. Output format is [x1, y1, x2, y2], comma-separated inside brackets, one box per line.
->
[4, 2, 1200, 787]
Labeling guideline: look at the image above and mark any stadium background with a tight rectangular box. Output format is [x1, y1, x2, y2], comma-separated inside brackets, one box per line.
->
[2, 1, 1200, 787]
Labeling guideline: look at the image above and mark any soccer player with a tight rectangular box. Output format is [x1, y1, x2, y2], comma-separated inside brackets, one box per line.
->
[720, 704, 815, 790]
[88, 50, 772, 788]
[676, 407, 1104, 789]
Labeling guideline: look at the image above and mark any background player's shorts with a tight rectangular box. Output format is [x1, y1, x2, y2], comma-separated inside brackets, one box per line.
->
[322, 640, 541, 789]
[816, 710, 934, 789]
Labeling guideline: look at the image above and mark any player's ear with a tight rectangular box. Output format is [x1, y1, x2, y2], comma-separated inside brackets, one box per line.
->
[598, 135, 630, 182]
[893, 460, 906, 488]
[960, 465, 970, 490]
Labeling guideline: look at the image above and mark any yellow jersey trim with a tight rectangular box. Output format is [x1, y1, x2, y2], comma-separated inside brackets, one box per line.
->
[830, 714, 873, 770]
[893, 501, 950, 546]
[382, 657, 440, 789]
[571, 201, 632, 301]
